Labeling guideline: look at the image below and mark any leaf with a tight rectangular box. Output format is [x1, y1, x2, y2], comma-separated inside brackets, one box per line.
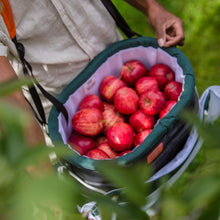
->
[0, 77, 33, 98]
[0, 101, 29, 126]
[197, 195, 220, 220]
[183, 174, 220, 208]
[13, 173, 86, 220]
[0, 103, 28, 165]
[93, 193, 150, 220]
[96, 161, 152, 207]
[182, 110, 220, 149]
[160, 195, 187, 220]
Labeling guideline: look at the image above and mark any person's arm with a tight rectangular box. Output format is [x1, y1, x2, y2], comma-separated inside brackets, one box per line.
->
[124, 0, 184, 47]
[0, 56, 44, 145]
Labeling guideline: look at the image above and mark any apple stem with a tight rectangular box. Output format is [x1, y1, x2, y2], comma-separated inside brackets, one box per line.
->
[126, 64, 133, 71]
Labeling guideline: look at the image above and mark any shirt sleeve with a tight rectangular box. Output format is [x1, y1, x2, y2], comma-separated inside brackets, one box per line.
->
[0, 42, 8, 56]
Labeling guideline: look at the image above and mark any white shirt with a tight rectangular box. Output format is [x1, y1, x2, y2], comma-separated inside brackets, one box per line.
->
[0, 0, 122, 119]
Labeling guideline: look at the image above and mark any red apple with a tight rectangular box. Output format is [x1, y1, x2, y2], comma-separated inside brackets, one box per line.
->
[68, 132, 96, 155]
[120, 60, 148, 86]
[139, 90, 166, 115]
[97, 142, 118, 159]
[78, 94, 104, 112]
[95, 136, 108, 147]
[129, 109, 155, 133]
[114, 87, 139, 115]
[107, 122, 134, 152]
[102, 107, 125, 134]
[164, 81, 182, 101]
[148, 63, 175, 90]
[159, 100, 177, 119]
[72, 108, 103, 136]
[134, 129, 152, 147]
[99, 75, 127, 103]
[103, 102, 115, 111]
[86, 148, 110, 160]
[135, 76, 159, 95]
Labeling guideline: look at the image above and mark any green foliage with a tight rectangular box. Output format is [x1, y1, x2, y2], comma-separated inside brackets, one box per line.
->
[0, 77, 33, 98]
[0, 79, 86, 220]
[92, 162, 152, 220]
[157, 111, 220, 220]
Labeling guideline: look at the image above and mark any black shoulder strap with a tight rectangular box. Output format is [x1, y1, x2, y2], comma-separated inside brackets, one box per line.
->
[101, 0, 141, 38]
[12, 37, 69, 126]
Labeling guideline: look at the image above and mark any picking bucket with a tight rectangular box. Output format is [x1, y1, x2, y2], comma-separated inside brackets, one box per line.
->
[48, 37, 198, 191]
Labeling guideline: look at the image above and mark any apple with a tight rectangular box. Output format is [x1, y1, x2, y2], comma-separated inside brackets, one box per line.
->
[120, 60, 148, 86]
[68, 132, 96, 155]
[159, 100, 177, 119]
[139, 90, 166, 115]
[86, 148, 110, 160]
[78, 94, 104, 112]
[102, 107, 125, 134]
[103, 102, 115, 111]
[129, 109, 155, 133]
[164, 81, 182, 101]
[114, 87, 139, 115]
[97, 142, 118, 159]
[134, 129, 152, 147]
[72, 108, 103, 136]
[135, 76, 159, 95]
[95, 136, 108, 147]
[148, 63, 175, 90]
[107, 122, 134, 152]
[99, 75, 127, 103]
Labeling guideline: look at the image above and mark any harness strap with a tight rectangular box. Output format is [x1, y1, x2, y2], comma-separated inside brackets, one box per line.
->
[0, 0, 16, 39]
[101, 0, 141, 38]
[11, 37, 47, 125]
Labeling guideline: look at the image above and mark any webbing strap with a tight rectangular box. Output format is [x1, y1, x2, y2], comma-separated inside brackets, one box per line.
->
[101, 0, 141, 38]
[12, 37, 69, 125]
[0, 0, 16, 39]
[11, 37, 47, 125]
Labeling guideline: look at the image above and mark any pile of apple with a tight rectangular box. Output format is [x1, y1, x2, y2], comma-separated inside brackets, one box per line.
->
[68, 60, 182, 160]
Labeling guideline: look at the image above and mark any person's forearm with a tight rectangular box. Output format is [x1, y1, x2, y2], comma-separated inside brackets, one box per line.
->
[0, 56, 29, 108]
[124, 0, 185, 47]
[0, 56, 44, 145]
[123, 0, 167, 28]
[0, 56, 18, 82]
[124, 0, 160, 17]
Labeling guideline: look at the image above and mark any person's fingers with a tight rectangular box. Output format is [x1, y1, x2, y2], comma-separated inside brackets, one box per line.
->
[164, 21, 185, 47]
[156, 25, 166, 47]
[164, 33, 185, 47]
[164, 36, 184, 47]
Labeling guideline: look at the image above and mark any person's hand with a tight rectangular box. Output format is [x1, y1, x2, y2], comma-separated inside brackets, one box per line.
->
[147, 2, 184, 47]
[124, 0, 184, 47]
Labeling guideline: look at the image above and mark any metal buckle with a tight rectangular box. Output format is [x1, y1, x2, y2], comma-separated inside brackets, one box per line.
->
[42, 123, 49, 136]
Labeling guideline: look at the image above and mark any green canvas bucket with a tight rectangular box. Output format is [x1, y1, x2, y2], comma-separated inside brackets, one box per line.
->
[48, 37, 196, 189]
